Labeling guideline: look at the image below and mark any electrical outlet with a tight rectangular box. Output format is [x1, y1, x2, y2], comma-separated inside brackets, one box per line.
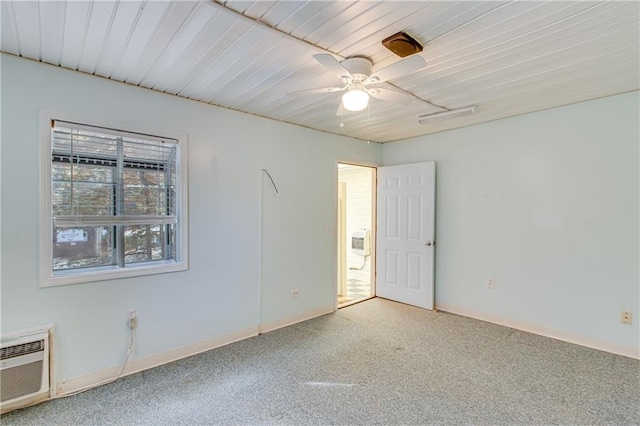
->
[621, 311, 632, 325]
[486, 277, 495, 289]
[291, 289, 300, 298]
[128, 309, 137, 329]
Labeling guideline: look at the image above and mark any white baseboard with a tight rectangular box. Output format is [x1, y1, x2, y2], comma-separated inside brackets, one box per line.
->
[436, 303, 639, 360]
[260, 306, 335, 334]
[56, 326, 259, 396]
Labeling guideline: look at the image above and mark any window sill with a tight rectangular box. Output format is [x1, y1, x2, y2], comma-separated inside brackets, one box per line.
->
[41, 260, 188, 287]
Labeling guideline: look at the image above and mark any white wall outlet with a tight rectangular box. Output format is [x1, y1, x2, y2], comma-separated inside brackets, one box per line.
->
[486, 277, 496, 289]
[621, 311, 632, 325]
[128, 309, 137, 329]
[291, 289, 300, 298]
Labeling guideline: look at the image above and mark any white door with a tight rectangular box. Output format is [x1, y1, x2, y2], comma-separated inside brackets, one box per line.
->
[376, 162, 435, 309]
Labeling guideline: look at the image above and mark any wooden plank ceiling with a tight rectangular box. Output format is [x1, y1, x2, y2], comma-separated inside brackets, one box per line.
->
[2, 1, 639, 143]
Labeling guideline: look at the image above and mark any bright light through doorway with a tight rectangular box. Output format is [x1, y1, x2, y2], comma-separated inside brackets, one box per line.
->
[337, 163, 375, 307]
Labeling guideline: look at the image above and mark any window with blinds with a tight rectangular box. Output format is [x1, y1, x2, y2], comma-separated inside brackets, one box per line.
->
[46, 119, 186, 282]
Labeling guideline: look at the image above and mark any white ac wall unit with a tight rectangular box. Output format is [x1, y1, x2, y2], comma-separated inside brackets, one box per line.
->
[351, 229, 371, 256]
[0, 330, 50, 413]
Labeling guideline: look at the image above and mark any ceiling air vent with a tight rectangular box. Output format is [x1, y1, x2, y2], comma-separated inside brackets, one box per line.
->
[382, 32, 423, 58]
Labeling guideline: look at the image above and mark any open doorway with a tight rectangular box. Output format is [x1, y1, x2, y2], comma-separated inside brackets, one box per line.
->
[337, 163, 376, 307]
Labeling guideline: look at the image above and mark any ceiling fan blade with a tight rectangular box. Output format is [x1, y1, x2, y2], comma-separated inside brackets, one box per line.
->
[313, 54, 353, 80]
[365, 55, 426, 84]
[287, 86, 346, 97]
[368, 87, 415, 105]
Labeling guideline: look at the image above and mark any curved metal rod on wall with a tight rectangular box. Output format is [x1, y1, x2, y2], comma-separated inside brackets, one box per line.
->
[261, 169, 279, 194]
[258, 167, 279, 334]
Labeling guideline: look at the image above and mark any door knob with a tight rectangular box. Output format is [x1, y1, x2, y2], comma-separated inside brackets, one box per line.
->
[426, 240, 435, 246]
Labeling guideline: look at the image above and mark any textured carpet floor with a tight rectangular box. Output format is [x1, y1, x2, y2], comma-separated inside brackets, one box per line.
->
[3, 298, 639, 425]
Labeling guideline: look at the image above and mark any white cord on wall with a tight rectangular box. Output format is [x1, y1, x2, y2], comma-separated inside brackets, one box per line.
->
[258, 169, 279, 335]
[56, 323, 135, 399]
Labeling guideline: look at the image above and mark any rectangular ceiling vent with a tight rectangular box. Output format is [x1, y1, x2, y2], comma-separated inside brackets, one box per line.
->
[382, 31, 423, 57]
[0, 330, 51, 414]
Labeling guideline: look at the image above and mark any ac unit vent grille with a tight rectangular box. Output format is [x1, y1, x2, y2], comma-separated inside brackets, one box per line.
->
[0, 361, 44, 403]
[1, 340, 45, 360]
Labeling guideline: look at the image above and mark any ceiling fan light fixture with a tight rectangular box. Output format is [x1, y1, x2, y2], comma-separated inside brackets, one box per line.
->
[342, 88, 369, 111]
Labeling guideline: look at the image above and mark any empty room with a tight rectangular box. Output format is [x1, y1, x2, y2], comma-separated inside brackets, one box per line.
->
[1, 0, 638, 424]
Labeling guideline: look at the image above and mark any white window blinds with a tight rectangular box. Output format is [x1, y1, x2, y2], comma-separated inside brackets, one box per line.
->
[51, 120, 178, 227]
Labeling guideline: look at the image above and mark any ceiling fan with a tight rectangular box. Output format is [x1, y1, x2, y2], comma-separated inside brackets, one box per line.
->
[288, 53, 427, 113]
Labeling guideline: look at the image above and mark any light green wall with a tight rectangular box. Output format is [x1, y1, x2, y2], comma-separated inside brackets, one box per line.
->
[383, 91, 639, 355]
[0, 54, 381, 382]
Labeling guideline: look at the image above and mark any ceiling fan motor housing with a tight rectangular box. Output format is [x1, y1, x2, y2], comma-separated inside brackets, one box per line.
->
[342, 57, 373, 81]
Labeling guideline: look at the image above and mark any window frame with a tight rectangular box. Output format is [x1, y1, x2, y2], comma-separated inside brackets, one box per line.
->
[39, 111, 189, 287]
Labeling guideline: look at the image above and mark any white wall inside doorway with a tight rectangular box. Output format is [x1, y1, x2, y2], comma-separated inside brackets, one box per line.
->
[338, 164, 375, 292]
